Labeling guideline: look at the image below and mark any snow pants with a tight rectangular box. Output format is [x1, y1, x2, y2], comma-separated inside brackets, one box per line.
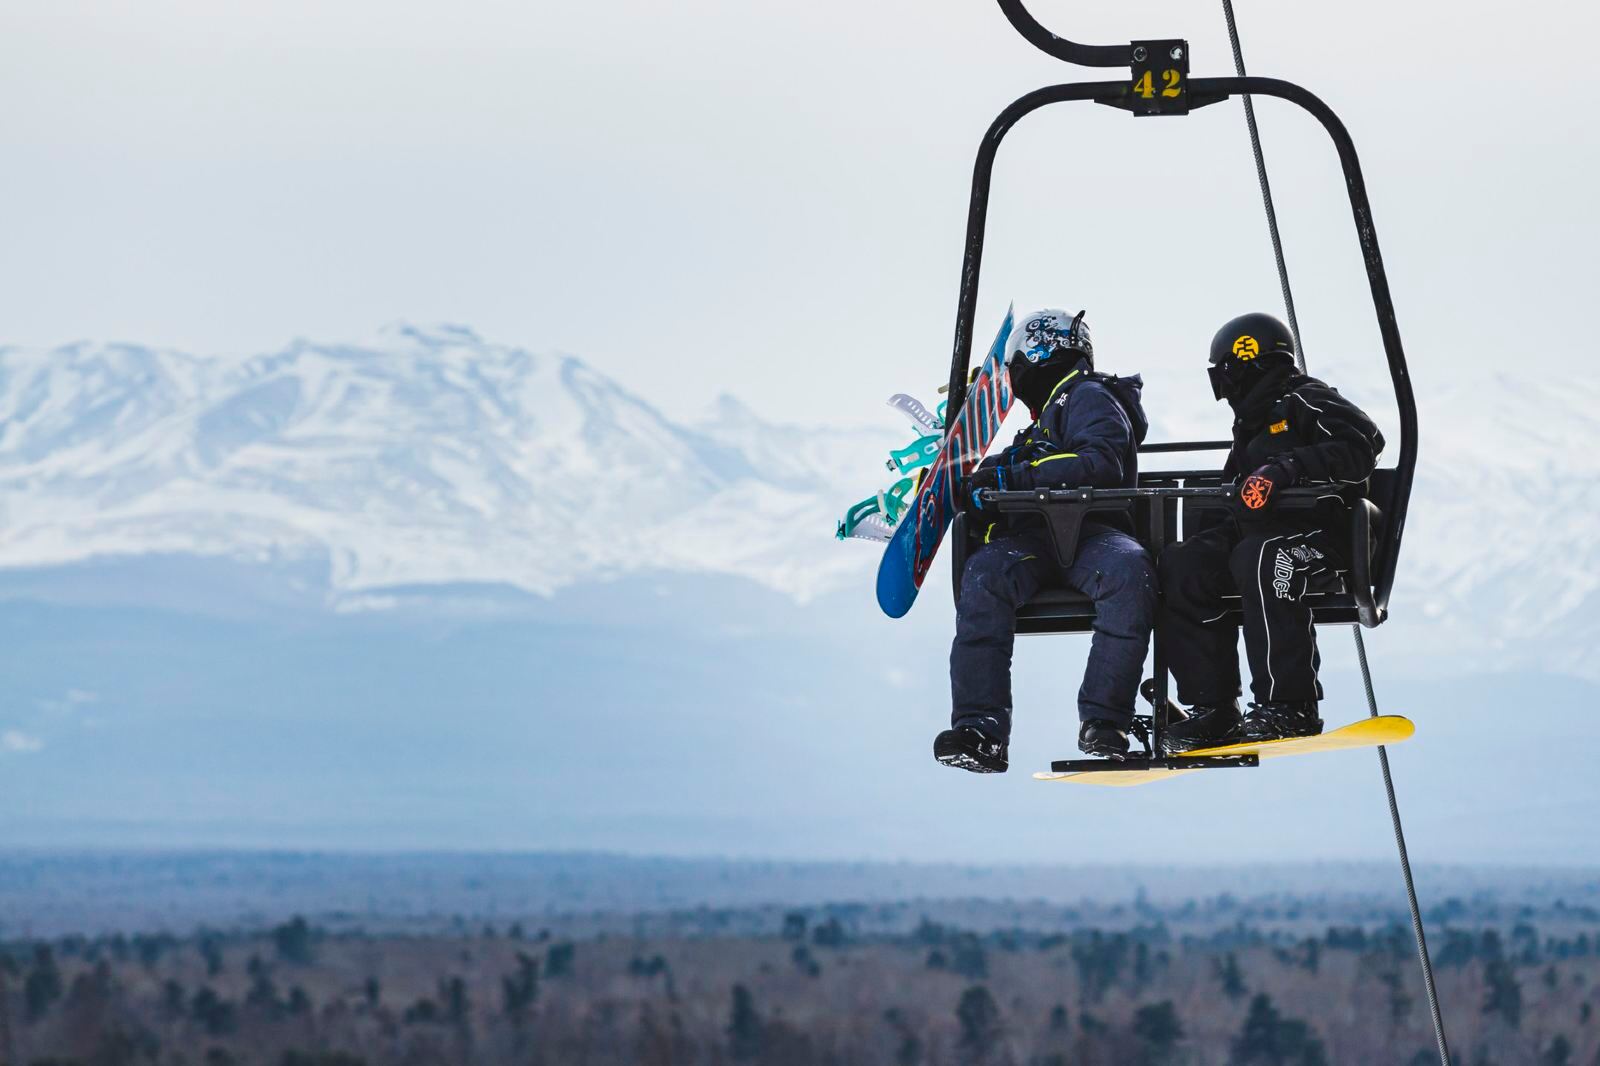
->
[951, 529, 1156, 739]
[1158, 516, 1346, 706]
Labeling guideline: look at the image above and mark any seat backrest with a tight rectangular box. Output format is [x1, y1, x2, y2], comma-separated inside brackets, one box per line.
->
[1365, 468, 1396, 528]
[1365, 467, 1397, 599]
[1174, 473, 1228, 541]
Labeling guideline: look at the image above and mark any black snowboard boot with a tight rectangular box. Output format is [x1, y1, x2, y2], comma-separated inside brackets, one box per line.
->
[1078, 719, 1130, 761]
[1242, 701, 1323, 742]
[934, 727, 1008, 774]
[1160, 701, 1243, 755]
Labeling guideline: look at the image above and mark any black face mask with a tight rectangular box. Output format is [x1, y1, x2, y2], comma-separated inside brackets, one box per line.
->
[1224, 362, 1298, 424]
[1010, 353, 1089, 413]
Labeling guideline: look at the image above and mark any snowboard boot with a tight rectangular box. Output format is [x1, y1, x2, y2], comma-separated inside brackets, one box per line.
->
[1242, 701, 1323, 742]
[934, 726, 1008, 774]
[1078, 719, 1130, 761]
[1160, 701, 1243, 755]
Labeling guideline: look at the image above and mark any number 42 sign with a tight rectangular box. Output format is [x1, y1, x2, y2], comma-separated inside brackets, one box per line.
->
[1133, 69, 1183, 100]
[1129, 39, 1190, 117]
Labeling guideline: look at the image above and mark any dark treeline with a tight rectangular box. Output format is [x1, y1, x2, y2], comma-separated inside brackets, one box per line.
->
[3, 910, 1599, 1065]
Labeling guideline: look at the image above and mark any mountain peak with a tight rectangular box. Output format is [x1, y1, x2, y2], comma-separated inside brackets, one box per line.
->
[0, 327, 866, 605]
[365, 321, 487, 352]
[705, 393, 761, 427]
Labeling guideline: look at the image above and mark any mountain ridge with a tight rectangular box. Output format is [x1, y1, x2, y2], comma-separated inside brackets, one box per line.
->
[0, 323, 886, 603]
[0, 324, 1594, 678]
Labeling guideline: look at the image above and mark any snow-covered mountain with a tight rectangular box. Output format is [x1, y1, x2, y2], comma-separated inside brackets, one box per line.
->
[0, 324, 884, 603]
[1396, 373, 1600, 679]
[0, 325, 1593, 678]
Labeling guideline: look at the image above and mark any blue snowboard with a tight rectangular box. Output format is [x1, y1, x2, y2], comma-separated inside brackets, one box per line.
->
[875, 307, 1016, 618]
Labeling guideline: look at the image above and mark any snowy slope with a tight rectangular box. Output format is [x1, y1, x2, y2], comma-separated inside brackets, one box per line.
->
[0, 325, 886, 602]
[1394, 373, 1600, 678]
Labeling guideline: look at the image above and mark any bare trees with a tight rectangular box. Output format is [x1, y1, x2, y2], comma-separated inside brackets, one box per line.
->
[2, 912, 1599, 1065]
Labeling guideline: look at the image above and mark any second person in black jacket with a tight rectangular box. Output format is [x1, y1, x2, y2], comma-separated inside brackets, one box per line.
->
[1160, 312, 1385, 752]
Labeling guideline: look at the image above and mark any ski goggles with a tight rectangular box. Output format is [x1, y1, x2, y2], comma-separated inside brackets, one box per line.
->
[1207, 356, 1265, 401]
[1207, 363, 1232, 401]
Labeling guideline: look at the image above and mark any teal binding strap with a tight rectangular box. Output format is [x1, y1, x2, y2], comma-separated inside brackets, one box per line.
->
[888, 434, 943, 474]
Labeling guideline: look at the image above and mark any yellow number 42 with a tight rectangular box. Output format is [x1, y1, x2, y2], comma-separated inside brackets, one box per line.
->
[1133, 69, 1184, 100]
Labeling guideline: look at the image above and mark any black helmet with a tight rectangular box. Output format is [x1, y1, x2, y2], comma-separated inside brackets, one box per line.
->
[1207, 312, 1296, 401]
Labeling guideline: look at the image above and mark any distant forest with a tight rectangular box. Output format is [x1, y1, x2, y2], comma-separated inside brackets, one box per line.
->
[4, 906, 1598, 1066]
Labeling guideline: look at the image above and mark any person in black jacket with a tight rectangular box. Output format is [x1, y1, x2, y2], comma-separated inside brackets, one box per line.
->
[1159, 312, 1385, 751]
[934, 309, 1157, 773]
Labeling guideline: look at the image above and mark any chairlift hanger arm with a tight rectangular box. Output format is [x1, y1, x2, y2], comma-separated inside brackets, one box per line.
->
[992, 0, 1191, 118]
[996, 0, 1131, 67]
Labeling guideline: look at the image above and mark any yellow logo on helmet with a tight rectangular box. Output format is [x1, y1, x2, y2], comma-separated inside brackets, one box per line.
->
[1233, 335, 1261, 361]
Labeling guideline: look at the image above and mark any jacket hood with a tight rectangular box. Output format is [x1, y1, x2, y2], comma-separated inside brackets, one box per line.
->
[1089, 372, 1149, 445]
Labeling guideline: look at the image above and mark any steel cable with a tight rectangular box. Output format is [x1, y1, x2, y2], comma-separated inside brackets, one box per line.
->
[1219, 3, 1451, 1061]
[1354, 626, 1451, 1063]
[1219, 0, 1305, 372]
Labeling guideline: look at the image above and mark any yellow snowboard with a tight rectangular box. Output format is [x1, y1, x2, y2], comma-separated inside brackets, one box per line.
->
[1034, 715, 1414, 788]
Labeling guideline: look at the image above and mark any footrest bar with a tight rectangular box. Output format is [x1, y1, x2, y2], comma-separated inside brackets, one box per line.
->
[1048, 753, 1260, 773]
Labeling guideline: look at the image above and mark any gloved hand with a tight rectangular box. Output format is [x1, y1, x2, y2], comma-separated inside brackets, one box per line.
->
[958, 464, 1006, 516]
[1011, 439, 1058, 466]
[1235, 456, 1299, 517]
[992, 433, 1054, 468]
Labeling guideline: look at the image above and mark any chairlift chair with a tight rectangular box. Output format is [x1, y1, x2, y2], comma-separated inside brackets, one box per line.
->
[939, 0, 1418, 774]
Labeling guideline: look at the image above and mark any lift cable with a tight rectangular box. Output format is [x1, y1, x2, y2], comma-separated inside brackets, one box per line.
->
[1219, 0, 1305, 371]
[1355, 626, 1451, 1063]
[1218, 3, 1452, 1063]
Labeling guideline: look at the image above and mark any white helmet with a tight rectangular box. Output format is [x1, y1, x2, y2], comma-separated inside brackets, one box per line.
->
[1006, 308, 1093, 369]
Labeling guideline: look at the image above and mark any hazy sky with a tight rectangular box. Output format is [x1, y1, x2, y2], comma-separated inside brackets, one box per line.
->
[1, 0, 1593, 430]
[4, 3, 1599, 872]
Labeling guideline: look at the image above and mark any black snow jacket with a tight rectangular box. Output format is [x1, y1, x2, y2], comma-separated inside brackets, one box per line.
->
[1223, 372, 1385, 525]
[978, 369, 1149, 539]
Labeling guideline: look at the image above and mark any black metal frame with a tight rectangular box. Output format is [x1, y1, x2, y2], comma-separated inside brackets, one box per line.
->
[952, 482, 1384, 761]
[994, 0, 1132, 67]
[941, 1, 1418, 774]
[957, 483, 1386, 625]
[1051, 753, 1260, 773]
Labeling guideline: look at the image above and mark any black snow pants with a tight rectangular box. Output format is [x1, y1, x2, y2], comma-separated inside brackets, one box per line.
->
[1158, 516, 1347, 706]
[951, 529, 1156, 739]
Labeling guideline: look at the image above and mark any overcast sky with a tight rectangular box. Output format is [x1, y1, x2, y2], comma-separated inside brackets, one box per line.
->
[1, 2, 1596, 865]
[0, 0, 1592, 430]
